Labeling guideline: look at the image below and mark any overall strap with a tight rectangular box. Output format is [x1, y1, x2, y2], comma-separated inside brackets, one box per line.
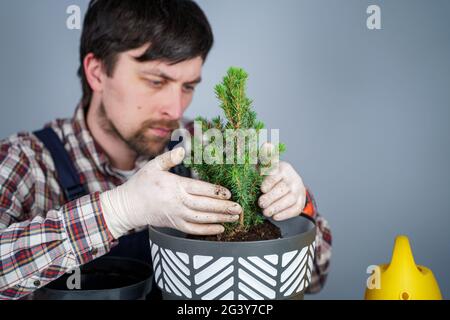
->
[34, 127, 88, 202]
[167, 135, 191, 178]
[33, 127, 153, 264]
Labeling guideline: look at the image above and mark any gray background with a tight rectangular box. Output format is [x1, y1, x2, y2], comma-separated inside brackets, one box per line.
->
[0, 0, 449, 299]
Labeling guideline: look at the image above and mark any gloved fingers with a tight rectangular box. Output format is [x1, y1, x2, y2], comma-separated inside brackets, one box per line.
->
[259, 142, 281, 176]
[182, 194, 243, 215]
[181, 178, 231, 200]
[147, 147, 186, 171]
[258, 180, 290, 209]
[259, 142, 277, 166]
[272, 199, 305, 221]
[260, 172, 283, 193]
[262, 192, 299, 218]
[184, 210, 240, 224]
[181, 221, 225, 236]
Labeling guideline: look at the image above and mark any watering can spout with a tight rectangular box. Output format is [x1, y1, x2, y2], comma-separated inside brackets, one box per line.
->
[365, 235, 443, 300]
[386, 235, 418, 275]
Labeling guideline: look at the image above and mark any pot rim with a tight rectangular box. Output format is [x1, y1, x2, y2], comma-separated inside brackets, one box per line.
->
[40, 256, 153, 294]
[149, 214, 316, 246]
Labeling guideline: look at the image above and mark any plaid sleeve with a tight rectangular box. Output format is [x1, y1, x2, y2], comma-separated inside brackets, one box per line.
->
[0, 143, 115, 300]
[0, 193, 115, 300]
[302, 188, 333, 294]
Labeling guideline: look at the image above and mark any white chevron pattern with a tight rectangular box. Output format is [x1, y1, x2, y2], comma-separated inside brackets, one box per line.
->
[280, 243, 315, 297]
[193, 255, 234, 300]
[149, 239, 316, 300]
[150, 240, 193, 299]
[237, 256, 278, 300]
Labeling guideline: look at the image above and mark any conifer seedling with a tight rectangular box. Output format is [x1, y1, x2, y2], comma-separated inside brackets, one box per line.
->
[185, 67, 286, 238]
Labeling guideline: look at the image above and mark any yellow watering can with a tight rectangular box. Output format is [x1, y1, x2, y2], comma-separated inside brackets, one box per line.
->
[365, 235, 442, 300]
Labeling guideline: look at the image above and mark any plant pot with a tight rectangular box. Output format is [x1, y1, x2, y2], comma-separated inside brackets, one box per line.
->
[34, 256, 153, 300]
[148, 215, 316, 300]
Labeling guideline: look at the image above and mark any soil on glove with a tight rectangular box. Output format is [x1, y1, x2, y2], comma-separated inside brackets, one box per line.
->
[187, 220, 281, 242]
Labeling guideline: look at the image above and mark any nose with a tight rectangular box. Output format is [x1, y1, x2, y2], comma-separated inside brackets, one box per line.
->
[161, 86, 184, 121]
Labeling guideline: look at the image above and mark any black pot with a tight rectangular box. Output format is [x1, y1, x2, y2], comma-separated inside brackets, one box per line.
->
[35, 256, 153, 300]
[149, 215, 316, 300]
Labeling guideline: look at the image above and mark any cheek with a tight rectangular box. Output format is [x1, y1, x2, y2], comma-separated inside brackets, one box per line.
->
[102, 78, 144, 133]
[181, 94, 194, 111]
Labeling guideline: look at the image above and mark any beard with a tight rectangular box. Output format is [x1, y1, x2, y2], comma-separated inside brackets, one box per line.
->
[98, 103, 180, 158]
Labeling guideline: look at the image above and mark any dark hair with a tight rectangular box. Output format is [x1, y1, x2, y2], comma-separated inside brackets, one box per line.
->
[78, 0, 214, 108]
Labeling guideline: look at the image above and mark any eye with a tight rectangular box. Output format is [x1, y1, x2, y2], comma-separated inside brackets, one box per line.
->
[183, 85, 196, 93]
[148, 79, 165, 88]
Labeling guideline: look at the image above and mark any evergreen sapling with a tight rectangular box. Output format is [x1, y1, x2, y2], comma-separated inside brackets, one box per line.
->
[185, 67, 286, 238]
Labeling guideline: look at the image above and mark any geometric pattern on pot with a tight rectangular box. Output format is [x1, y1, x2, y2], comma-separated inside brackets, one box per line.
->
[150, 240, 315, 300]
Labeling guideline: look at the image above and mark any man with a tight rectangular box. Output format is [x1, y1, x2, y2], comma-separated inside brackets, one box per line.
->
[0, 0, 332, 300]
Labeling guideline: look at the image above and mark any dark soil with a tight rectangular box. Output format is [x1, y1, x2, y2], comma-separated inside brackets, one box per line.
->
[187, 220, 282, 242]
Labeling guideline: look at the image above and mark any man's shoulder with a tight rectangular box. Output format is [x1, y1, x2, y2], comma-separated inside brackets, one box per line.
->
[0, 120, 71, 188]
[0, 114, 73, 155]
[1, 131, 42, 159]
[0, 132, 43, 190]
[0, 119, 66, 166]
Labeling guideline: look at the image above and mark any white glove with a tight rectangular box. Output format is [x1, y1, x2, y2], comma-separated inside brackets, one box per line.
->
[257, 143, 307, 221]
[100, 147, 242, 239]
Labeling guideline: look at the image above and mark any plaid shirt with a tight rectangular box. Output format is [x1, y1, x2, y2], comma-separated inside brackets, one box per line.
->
[0, 103, 332, 300]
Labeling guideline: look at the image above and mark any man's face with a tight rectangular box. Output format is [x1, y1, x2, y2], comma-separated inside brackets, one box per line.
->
[98, 44, 203, 158]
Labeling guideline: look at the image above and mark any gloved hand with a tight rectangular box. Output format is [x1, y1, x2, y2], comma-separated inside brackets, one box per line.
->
[258, 143, 307, 221]
[100, 147, 242, 239]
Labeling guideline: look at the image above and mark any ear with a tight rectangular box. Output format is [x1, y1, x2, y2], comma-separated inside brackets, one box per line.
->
[83, 53, 105, 93]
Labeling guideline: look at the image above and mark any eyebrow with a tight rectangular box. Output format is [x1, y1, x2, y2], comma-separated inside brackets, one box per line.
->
[142, 68, 202, 85]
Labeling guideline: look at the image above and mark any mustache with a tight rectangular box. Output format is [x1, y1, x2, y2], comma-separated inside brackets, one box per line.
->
[140, 119, 180, 131]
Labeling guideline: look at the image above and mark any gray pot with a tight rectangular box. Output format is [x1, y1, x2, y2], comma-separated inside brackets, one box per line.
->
[34, 257, 153, 300]
[148, 216, 316, 300]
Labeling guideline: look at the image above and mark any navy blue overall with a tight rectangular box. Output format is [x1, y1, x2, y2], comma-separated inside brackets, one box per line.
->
[33, 127, 190, 265]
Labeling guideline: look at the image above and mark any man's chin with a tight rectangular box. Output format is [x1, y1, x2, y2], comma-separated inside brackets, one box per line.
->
[128, 135, 170, 158]
[143, 141, 169, 157]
